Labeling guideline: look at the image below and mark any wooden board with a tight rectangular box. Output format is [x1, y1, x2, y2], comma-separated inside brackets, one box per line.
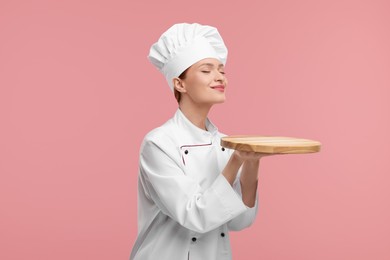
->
[221, 136, 321, 154]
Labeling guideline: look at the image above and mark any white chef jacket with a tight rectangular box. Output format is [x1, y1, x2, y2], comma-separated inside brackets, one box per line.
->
[130, 109, 258, 260]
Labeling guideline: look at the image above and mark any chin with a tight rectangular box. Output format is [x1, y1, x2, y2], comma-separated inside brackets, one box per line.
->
[212, 97, 226, 104]
[200, 94, 226, 105]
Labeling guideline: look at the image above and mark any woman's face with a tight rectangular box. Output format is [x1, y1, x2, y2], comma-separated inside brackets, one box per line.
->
[179, 58, 228, 105]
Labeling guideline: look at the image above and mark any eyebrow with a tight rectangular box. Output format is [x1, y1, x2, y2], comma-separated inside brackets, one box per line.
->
[198, 63, 224, 68]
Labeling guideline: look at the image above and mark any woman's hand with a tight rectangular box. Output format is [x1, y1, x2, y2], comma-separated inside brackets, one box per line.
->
[233, 150, 272, 163]
[233, 150, 275, 207]
[222, 150, 275, 194]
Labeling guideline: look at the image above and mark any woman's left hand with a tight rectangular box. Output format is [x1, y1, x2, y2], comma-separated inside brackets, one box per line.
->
[233, 150, 273, 162]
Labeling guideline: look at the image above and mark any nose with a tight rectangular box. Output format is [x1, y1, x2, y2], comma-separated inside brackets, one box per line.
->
[215, 71, 225, 83]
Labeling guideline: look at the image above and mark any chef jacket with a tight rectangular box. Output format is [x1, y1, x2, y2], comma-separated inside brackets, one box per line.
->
[130, 109, 258, 260]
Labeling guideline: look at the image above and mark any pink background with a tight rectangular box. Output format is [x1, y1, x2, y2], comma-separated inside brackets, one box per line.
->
[1, 0, 389, 259]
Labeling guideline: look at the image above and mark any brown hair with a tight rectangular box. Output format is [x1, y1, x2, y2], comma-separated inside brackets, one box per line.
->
[174, 68, 189, 103]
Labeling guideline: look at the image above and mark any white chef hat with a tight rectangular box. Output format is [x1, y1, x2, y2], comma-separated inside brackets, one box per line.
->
[148, 23, 228, 91]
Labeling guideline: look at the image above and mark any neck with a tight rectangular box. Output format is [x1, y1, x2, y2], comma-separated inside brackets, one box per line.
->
[179, 102, 212, 131]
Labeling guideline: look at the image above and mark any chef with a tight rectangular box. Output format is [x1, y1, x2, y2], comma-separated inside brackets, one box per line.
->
[130, 23, 267, 260]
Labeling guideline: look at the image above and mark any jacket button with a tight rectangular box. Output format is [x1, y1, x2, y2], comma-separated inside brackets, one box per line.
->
[192, 237, 197, 242]
[184, 150, 189, 155]
[221, 233, 225, 237]
[221, 147, 225, 151]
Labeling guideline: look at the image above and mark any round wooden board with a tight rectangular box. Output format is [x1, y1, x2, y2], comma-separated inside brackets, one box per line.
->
[221, 136, 321, 154]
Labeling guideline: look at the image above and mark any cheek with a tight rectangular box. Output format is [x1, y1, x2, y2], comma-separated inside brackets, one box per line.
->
[186, 83, 212, 102]
[194, 74, 211, 84]
[186, 75, 210, 89]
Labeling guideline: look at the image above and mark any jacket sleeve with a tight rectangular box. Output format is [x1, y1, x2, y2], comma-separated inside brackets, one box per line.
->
[139, 137, 248, 234]
[227, 173, 259, 231]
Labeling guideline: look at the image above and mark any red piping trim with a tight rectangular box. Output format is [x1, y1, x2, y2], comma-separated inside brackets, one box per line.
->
[180, 142, 212, 166]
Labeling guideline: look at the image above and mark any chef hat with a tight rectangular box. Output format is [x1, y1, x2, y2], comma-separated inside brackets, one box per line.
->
[148, 23, 228, 91]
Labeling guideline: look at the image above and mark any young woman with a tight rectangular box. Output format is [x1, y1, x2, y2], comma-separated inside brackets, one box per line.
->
[130, 23, 268, 260]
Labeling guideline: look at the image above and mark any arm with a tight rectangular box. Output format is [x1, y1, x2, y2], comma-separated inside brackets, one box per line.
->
[222, 151, 244, 185]
[227, 151, 270, 230]
[240, 159, 260, 207]
[235, 151, 269, 207]
[140, 138, 248, 234]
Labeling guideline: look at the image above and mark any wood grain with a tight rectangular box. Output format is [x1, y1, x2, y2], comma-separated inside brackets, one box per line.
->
[221, 136, 321, 154]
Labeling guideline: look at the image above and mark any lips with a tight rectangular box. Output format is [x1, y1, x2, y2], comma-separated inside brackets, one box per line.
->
[210, 85, 225, 92]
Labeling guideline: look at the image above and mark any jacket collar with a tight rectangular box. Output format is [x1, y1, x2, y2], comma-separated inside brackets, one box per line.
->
[173, 108, 218, 144]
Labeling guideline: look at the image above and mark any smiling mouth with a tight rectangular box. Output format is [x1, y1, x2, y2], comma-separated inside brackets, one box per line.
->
[211, 85, 225, 91]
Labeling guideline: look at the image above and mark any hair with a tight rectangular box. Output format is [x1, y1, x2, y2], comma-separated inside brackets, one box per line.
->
[174, 68, 189, 103]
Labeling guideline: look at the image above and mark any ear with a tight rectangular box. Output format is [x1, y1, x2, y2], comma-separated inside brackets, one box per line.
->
[172, 78, 187, 93]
